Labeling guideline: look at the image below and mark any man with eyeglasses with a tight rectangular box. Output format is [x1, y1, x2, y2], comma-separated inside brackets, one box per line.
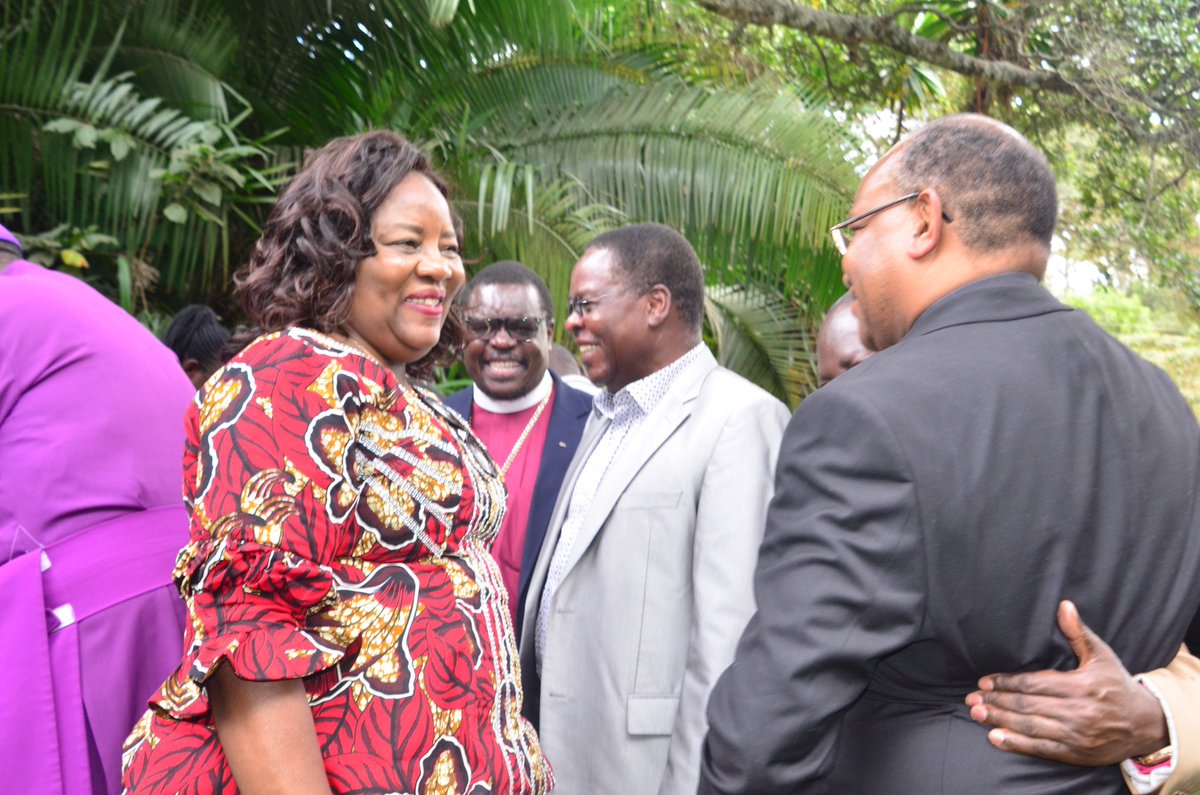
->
[445, 260, 593, 634]
[816, 294, 1200, 795]
[700, 114, 1200, 794]
[518, 222, 790, 795]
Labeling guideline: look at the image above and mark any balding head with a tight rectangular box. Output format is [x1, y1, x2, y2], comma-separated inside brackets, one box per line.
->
[839, 115, 1059, 352]
[817, 294, 873, 386]
[886, 114, 1057, 263]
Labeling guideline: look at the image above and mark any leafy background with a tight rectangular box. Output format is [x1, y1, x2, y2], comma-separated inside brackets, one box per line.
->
[2, 0, 1197, 408]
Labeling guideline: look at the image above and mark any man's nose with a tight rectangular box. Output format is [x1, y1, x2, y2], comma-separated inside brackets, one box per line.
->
[489, 326, 519, 347]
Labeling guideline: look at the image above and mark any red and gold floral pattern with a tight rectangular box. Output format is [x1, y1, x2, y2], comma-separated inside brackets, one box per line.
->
[121, 328, 551, 794]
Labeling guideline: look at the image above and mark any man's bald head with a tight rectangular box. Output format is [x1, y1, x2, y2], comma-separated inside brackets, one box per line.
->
[885, 114, 1057, 260]
[816, 293, 873, 386]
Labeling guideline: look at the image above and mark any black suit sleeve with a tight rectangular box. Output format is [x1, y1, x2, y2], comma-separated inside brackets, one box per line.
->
[699, 385, 928, 794]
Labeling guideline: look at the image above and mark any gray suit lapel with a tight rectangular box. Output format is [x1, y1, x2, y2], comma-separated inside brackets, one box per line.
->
[520, 411, 609, 646]
[553, 351, 716, 578]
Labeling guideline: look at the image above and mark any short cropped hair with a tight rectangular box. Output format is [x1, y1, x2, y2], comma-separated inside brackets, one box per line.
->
[458, 260, 554, 318]
[586, 223, 705, 331]
[233, 130, 464, 379]
[890, 114, 1058, 252]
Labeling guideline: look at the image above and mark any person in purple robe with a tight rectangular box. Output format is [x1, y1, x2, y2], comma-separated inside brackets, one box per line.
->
[0, 223, 194, 795]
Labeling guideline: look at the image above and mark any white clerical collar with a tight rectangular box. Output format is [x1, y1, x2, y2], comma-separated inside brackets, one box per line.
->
[472, 371, 553, 414]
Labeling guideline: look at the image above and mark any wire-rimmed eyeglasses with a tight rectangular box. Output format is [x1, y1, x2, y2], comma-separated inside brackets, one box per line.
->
[830, 192, 952, 255]
[566, 290, 625, 318]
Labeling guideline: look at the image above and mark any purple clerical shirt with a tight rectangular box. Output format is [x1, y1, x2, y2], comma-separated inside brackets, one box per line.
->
[468, 382, 554, 627]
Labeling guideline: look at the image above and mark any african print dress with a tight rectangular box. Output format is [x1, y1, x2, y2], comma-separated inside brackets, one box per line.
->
[121, 328, 552, 794]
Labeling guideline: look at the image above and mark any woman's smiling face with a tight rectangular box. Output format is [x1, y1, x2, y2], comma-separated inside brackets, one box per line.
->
[344, 172, 465, 370]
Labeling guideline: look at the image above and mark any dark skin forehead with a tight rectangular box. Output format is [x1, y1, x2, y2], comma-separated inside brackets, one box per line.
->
[817, 301, 873, 386]
[462, 282, 544, 317]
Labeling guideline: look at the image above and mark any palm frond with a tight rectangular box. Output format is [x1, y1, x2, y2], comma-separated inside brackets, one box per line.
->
[40, 68, 218, 248]
[114, 0, 239, 121]
[454, 172, 624, 337]
[444, 57, 651, 141]
[431, 0, 610, 56]
[2, 0, 275, 299]
[483, 79, 853, 305]
[0, 0, 97, 231]
[513, 80, 852, 249]
[704, 283, 818, 408]
[421, 0, 462, 28]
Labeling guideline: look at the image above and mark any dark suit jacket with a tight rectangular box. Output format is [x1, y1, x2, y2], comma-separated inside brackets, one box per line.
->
[444, 373, 592, 632]
[700, 273, 1200, 794]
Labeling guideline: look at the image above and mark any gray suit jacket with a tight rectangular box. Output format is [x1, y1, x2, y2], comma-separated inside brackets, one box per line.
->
[519, 346, 789, 795]
[700, 273, 1200, 794]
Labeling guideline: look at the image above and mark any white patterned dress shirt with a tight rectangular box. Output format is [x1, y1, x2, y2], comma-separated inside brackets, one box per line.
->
[534, 343, 707, 669]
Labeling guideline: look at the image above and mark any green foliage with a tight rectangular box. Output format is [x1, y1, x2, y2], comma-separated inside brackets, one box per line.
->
[1062, 288, 1152, 335]
[0, 0, 281, 308]
[704, 284, 818, 407]
[351, 0, 857, 389]
[16, 224, 120, 272]
[684, 0, 1200, 308]
[1, 0, 859, 398]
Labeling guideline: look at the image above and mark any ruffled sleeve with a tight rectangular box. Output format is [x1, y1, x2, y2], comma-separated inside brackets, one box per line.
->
[150, 330, 389, 719]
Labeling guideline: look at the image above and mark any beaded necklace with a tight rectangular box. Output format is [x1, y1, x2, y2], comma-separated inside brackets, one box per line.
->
[495, 391, 552, 480]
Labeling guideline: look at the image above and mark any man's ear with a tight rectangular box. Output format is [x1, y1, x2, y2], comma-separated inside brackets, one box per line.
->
[645, 284, 671, 328]
[908, 188, 946, 260]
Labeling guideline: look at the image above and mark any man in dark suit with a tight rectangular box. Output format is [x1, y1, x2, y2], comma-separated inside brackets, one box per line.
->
[699, 114, 1200, 794]
[817, 294, 1186, 793]
[445, 261, 592, 635]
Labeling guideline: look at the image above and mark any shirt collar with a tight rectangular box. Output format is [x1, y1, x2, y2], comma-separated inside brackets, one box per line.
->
[593, 342, 707, 420]
[472, 371, 553, 414]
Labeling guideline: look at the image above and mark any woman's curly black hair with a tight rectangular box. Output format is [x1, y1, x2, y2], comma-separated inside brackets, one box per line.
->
[232, 130, 465, 380]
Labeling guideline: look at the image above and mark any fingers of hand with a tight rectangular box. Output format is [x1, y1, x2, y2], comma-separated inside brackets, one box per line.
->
[978, 669, 1077, 698]
[967, 693, 1071, 737]
[986, 728, 1081, 766]
[967, 693, 1130, 766]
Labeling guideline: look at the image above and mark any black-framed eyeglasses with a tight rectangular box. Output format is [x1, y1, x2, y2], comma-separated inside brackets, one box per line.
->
[462, 314, 546, 341]
[566, 290, 627, 318]
[830, 192, 953, 255]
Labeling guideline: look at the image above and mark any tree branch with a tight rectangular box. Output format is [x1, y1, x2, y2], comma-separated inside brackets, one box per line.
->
[693, 0, 1200, 157]
[693, 0, 1076, 93]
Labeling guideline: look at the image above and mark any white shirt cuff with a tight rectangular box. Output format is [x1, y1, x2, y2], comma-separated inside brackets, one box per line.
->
[1120, 676, 1177, 794]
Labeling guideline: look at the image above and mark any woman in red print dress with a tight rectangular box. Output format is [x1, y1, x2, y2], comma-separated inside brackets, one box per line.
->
[121, 131, 552, 795]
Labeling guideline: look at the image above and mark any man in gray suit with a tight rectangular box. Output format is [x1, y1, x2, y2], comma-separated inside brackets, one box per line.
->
[520, 223, 790, 795]
[700, 114, 1200, 793]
